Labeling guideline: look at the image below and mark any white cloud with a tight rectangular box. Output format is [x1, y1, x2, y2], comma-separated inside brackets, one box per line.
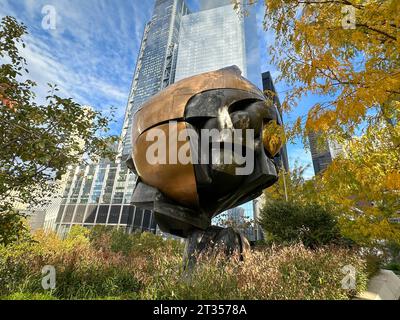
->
[0, 0, 154, 134]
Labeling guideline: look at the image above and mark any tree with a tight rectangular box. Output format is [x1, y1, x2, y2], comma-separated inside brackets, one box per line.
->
[214, 211, 253, 236]
[235, 0, 399, 138]
[263, 163, 316, 203]
[0, 209, 28, 246]
[259, 200, 341, 248]
[265, 125, 400, 246]
[0, 16, 118, 244]
[316, 122, 400, 246]
[261, 165, 343, 248]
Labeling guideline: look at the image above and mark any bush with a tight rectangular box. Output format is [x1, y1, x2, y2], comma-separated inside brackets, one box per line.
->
[364, 254, 382, 278]
[384, 262, 400, 274]
[0, 210, 28, 246]
[259, 201, 341, 248]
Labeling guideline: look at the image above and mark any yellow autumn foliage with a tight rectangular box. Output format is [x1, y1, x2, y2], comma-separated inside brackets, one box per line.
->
[234, 0, 400, 137]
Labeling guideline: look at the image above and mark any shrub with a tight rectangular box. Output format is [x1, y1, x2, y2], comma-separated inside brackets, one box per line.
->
[89, 226, 184, 257]
[384, 262, 400, 272]
[0, 210, 28, 246]
[364, 254, 382, 278]
[51, 265, 141, 300]
[259, 201, 341, 248]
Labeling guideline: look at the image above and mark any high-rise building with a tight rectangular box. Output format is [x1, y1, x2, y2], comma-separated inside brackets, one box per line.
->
[226, 207, 246, 225]
[252, 198, 264, 241]
[308, 131, 332, 175]
[49, 0, 189, 238]
[225, 206, 256, 242]
[262, 71, 289, 172]
[119, 0, 190, 161]
[308, 131, 345, 175]
[175, 0, 262, 88]
[175, 4, 246, 81]
[199, 0, 232, 10]
[49, 158, 159, 238]
[25, 210, 46, 233]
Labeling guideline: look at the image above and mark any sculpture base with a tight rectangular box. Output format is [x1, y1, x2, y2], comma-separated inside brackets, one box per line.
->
[183, 226, 250, 270]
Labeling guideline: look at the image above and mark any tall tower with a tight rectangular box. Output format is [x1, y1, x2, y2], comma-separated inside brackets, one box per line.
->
[308, 131, 345, 175]
[119, 0, 190, 161]
[174, 0, 262, 88]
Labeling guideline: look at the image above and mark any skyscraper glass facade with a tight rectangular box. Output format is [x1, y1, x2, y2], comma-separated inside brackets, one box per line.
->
[225, 204, 256, 242]
[308, 131, 334, 175]
[309, 131, 345, 175]
[119, 0, 189, 161]
[175, 2, 262, 88]
[175, 4, 247, 81]
[54, 159, 157, 238]
[49, 0, 266, 239]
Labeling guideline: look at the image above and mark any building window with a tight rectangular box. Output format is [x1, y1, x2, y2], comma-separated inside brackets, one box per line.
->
[142, 210, 151, 230]
[108, 206, 122, 224]
[63, 205, 76, 223]
[133, 209, 143, 229]
[96, 205, 109, 224]
[85, 205, 98, 224]
[56, 205, 65, 223]
[73, 205, 87, 224]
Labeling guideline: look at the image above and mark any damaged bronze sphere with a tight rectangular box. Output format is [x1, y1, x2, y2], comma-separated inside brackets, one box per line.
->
[127, 66, 283, 240]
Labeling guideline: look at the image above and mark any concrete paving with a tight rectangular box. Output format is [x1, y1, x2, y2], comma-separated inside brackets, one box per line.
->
[356, 270, 400, 300]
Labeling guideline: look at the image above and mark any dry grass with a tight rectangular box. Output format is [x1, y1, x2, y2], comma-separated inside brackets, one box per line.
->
[0, 228, 368, 300]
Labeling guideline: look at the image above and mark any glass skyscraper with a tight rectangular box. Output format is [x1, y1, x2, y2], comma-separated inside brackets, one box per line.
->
[308, 132, 334, 175]
[175, 4, 247, 81]
[175, 1, 262, 88]
[49, 0, 189, 237]
[119, 0, 190, 161]
[308, 131, 345, 175]
[52, 158, 151, 238]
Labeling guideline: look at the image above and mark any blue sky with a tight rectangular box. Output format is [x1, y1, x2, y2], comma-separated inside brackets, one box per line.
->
[0, 0, 315, 178]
